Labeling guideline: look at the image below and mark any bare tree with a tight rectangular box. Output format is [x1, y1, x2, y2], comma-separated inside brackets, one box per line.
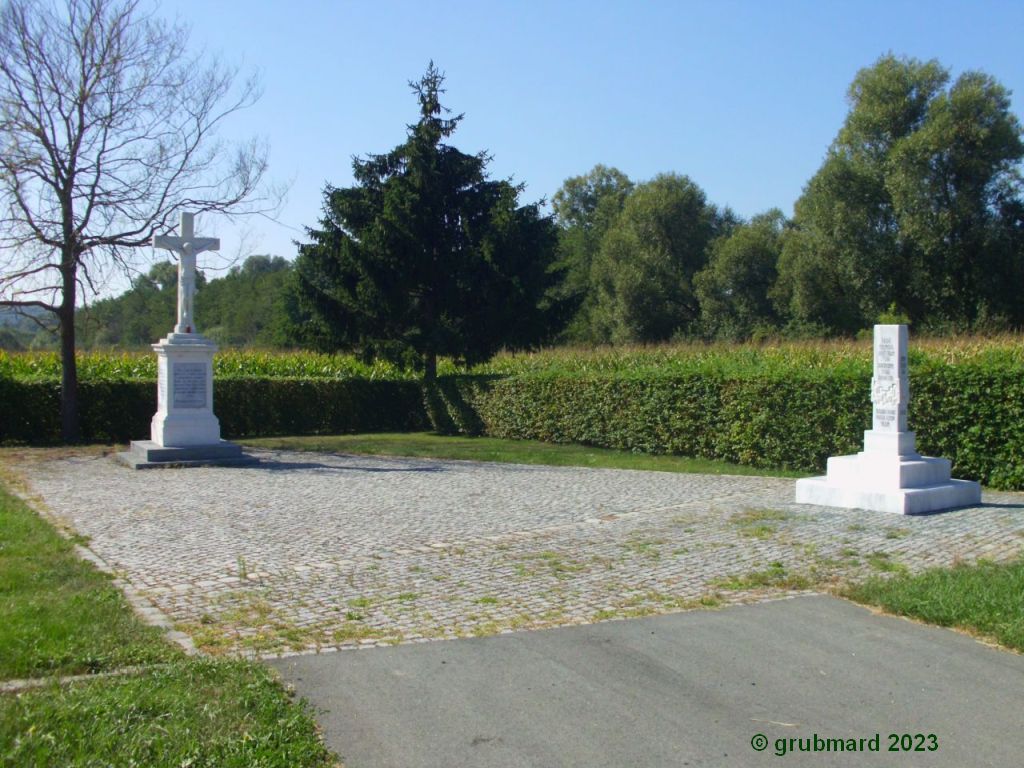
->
[0, 0, 276, 441]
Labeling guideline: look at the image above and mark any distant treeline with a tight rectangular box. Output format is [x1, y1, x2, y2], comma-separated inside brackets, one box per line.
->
[73, 255, 294, 349]
[4, 54, 1020, 354]
[554, 56, 1024, 344]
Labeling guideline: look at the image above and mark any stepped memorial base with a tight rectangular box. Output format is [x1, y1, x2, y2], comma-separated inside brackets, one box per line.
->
[795, 448, 980, 515]
[117, 440, 259, 470]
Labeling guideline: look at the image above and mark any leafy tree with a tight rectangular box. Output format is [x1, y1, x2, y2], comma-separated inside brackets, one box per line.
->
[77, 257, 297, 348]
[590, 173, 734, 343]
[887, 71, 1024, 324]
[695, 209, 787, 340]
[551, 165, 633, 341]
[196, 255, 291, 346]
[776, 54, 1023, 333]
[0, 0, 273, 441]
[0, 305, 51, 349]
[289, 64, 564, 379]
[142, 262, 180, 294]
[77, 261, 205, 347]
[0, 325, 26, 350]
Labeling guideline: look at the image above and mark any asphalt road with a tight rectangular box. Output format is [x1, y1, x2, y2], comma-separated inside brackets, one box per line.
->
[269, 595, 1024, 768]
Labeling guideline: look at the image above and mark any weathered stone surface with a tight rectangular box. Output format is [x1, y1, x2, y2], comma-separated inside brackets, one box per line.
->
[149, 335, 221, 448]
[795, 475, 982, 515]
[8, 448, 1019, 658]
[117, 440, 258, 469]
[153, 212, 219, 336]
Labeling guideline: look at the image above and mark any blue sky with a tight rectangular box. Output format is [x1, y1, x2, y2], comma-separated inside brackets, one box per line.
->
[167, 0, 1024, 268]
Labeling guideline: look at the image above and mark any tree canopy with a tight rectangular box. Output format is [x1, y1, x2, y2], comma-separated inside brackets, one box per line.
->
[589, 173, 735, 343]
[695, 209, 787, 340]
[288, 64, 564, 378]
[551, 165, 633, 342]
[76, 256, 294, 348]
[776, 54, 1024, 334]
[10, 50, 1022, 378]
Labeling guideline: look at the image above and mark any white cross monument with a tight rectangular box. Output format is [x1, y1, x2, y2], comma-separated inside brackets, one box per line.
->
[154, 212, 220, 335]
[795, 324, 979, 514]
[119, 212, 256, 468]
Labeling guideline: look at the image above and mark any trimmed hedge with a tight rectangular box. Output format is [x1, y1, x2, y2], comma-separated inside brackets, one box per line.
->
[3, 363, 1023, 490]
[214, 378, 427, 438]
[911, 364, 1024, 490]
[0, 378, 427, 444]
[462, 366, 1024, 489]
[467, 372, 867, 470]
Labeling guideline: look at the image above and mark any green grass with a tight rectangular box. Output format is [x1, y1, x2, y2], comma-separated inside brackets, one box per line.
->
[729, 508, 794, 539]
[0, 485, 178, 679]
[0, 484, 336, 767]
[883, 526, 912, 539]
[844, 557, 1024, 652]
[516, 551, 585, 579]
[245, 432, 806, 478]
[0, 660, 333, 767]
[712, 561, 815, 591]
[620, 537, 665, 559]
[865, 551, 909, 574]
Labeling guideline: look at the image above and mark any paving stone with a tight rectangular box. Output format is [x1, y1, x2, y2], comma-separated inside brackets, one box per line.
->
[8, 448, 1024, 657]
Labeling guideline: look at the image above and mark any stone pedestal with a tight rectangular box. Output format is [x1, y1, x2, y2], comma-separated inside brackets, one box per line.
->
[118, 333, 256, 469]
[117, 213, 256, 469]
[795, 325, 980, 515]
[150, 333, 220, 446]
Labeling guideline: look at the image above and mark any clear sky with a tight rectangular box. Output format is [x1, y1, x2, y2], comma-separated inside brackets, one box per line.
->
[164, 0, 1024, 268]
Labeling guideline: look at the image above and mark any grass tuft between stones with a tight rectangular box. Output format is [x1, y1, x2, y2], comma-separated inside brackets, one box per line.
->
[712, 561, 816, 591]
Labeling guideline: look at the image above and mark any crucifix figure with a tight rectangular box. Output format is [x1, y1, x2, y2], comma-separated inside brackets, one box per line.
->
[153, 212, 219, 334]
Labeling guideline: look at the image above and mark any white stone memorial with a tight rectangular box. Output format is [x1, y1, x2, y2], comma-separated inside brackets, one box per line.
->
[119, 213, 256, 468]
[795, 324, 979, 514]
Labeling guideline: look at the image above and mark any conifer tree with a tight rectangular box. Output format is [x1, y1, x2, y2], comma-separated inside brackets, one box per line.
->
[291, 64, 564, 380]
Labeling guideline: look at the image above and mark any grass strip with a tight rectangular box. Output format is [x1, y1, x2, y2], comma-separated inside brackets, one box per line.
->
[0, 485, 179, 679]
[843, 557, 1024, 652]
[0, 482, 337, 767]
[0, 659, 333, 767]
[246, 432, 806, 477]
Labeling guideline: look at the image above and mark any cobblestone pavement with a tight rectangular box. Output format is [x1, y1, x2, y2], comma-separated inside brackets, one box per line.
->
[7, 447, 1024, 658]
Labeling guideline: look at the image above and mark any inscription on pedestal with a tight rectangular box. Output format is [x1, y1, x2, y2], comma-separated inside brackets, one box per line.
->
[158, 366, 167, 411]
[871, 325, 908, 432]
[173, 362, 207, 409]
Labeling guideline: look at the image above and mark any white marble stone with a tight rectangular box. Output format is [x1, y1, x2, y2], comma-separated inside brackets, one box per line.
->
[795, 324, 980, 515]
[149, 333, 221, 447]
[120, 213, 254, 468]
[795, 475, 981, 515]
[153, 212, 219, 335]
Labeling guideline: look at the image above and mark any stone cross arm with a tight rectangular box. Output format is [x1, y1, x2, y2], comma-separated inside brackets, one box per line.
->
[153, 211, 220, 256]
[153, 235, 220, 254]
[152, 212, 219, 334]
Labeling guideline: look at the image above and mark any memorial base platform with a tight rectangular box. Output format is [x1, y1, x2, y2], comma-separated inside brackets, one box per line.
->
[117, 440, 259, 469]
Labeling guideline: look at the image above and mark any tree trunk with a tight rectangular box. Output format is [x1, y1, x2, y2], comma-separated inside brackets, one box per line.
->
[422, 288, 438, 383]
[423, 349, 437, 383]
[59, 256, 80, 443]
